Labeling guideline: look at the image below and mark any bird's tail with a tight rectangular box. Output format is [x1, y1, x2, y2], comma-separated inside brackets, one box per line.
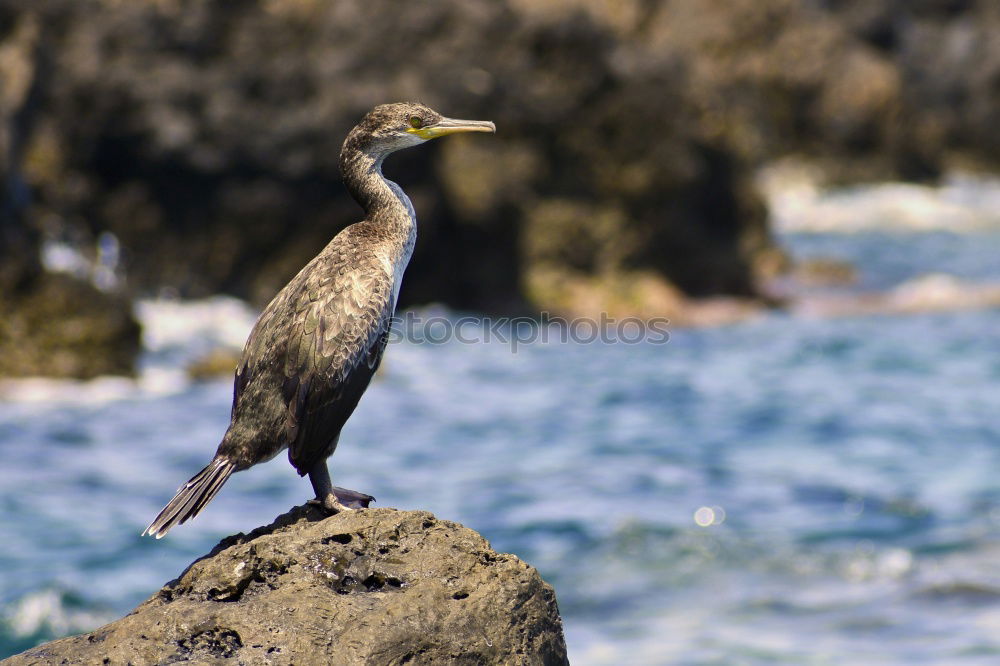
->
[143, 457, 236, 539]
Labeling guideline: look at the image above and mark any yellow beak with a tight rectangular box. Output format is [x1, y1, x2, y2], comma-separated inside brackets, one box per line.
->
[407, 117, 496, 140]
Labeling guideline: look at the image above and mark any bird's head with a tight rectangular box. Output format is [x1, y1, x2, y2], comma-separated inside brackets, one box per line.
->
[343, 102, 496, 158]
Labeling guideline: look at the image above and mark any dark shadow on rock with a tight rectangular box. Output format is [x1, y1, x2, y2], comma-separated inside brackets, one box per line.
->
[167, 503, 329, 584]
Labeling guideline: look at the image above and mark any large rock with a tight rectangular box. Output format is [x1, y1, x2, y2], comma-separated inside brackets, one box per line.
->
[0, 272, 141, 379]
[3, 507, 569, 665]
[0, 11, 141, 378]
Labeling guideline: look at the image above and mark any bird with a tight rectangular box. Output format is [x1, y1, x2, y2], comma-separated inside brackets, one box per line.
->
[143, 103, 495, 538]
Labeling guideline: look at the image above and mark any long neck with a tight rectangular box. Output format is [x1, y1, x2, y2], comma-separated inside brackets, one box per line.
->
[340, 147, 416, 235]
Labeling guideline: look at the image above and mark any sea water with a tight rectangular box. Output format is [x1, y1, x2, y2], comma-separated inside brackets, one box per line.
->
[1, 225, 999, 663]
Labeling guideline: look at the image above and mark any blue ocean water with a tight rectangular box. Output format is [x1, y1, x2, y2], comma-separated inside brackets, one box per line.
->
[1, 231, 998, 664]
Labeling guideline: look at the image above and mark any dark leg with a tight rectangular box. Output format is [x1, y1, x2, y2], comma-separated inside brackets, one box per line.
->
[307, 462, 374, 513]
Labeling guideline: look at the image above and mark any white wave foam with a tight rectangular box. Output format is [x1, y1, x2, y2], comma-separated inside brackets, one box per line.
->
[0, 369, 195, 405]
[759, 164, 1000, 233]
[4, 590, 109, 639]
[791, 272, 1000, 319]
[136, 296, 258, 353]
[41, 232, 122, 292]
[0, 376, 138, 405]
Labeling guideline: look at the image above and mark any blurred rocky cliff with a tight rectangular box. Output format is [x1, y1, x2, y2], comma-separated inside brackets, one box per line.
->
[1, 0, 998, 376]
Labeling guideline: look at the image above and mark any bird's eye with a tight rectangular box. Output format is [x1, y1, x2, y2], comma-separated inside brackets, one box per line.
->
[409, 116, 423, 129]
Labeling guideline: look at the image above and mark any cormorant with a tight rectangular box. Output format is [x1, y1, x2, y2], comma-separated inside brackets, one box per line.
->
[144, 103, 495, 538]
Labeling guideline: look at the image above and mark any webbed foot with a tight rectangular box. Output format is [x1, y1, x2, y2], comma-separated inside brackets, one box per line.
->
[307, 487, 374, 513]
[307, 463, 374, 513]
[332, 485, 375, 509]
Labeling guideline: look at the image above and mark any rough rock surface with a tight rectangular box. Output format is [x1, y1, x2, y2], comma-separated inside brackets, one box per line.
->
[3, 507, 568, 666]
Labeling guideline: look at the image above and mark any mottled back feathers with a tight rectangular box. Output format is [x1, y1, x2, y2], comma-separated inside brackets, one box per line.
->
[227, 224, 397, 474]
